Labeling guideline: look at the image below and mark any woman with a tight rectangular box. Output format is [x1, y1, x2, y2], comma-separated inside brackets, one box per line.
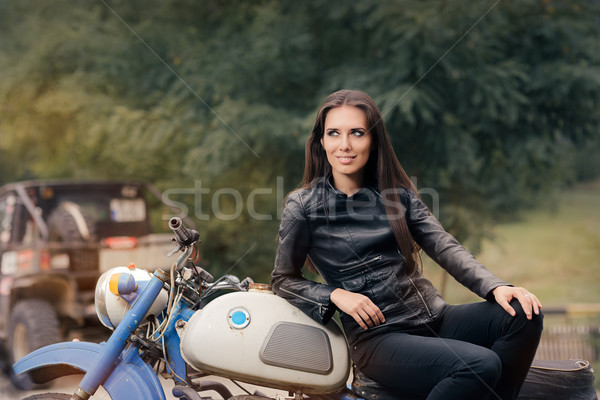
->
[271, 89, 543, 399]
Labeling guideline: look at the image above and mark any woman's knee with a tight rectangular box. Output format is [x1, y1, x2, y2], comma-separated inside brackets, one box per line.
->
[508, 300, 544, 337]
[481, 352, 503, 381]
[444, 343, 502, 387]
[529, 308, 544, 337]
[465, 350, 502, 386]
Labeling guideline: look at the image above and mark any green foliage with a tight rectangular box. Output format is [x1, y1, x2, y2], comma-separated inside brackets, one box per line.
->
[0, 0, 598, 280]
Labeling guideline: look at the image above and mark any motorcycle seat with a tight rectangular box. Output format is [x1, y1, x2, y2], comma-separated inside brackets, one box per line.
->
[351, 365, 425, 400]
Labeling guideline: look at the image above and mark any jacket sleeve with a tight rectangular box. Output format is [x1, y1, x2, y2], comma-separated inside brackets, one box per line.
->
[403, 189, 511, 300]
[270, 193, 338, 323]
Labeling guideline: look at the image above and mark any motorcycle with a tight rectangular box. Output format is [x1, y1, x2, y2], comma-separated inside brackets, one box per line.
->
[12, 217, 394, 400]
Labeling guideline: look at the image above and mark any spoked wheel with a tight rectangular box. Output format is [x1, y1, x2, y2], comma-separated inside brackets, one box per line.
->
[22, 394, 71, 400]
[22, 388, 113, 400]
[228, 397, 273, 400]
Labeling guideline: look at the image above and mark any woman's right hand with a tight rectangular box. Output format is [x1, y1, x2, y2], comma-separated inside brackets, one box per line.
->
[330, 288, 385, 330]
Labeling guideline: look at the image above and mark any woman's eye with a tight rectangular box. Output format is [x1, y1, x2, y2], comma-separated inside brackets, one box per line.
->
[352, 130, 366, 137]
[326, 131, 339, 136]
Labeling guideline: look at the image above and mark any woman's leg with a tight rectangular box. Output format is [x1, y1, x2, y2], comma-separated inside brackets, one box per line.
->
[353, 331, 502, 400]
[438, 300, 544, 399]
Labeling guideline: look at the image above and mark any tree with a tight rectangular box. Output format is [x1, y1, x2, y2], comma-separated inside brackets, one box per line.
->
[0, 0, 598, 280]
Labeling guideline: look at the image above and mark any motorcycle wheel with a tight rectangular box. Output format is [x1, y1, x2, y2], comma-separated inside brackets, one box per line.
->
[228, 397, 272, 400]
[23, 391, 113, 400]
[22, 394, 71, 400]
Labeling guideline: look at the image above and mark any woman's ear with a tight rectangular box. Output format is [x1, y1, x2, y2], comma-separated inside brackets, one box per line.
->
[320, 137, 324, 147]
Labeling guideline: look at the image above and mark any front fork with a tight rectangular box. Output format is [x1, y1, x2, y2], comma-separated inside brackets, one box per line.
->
[71, 268, 170, 400]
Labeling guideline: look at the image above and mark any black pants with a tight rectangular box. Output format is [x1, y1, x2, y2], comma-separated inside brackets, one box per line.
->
[352, 300, 543, 400]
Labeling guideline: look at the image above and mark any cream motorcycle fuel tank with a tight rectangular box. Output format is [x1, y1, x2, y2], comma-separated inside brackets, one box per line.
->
[178, 284, 350, 394]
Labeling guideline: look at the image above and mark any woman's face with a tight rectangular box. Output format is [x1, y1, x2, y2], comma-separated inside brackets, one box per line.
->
[320, 105, 372, 190]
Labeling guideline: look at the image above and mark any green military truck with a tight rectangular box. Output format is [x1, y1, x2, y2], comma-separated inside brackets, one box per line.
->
[0, 180, 177, 388]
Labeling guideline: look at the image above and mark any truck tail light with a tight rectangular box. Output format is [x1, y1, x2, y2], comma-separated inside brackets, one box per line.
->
[104, 236, 138, 249]
[41, 251, 51, 270]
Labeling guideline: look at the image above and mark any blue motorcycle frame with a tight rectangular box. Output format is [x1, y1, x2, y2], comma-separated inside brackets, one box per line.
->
[13, 223, 362, 400]
[14, 269, 174, 400]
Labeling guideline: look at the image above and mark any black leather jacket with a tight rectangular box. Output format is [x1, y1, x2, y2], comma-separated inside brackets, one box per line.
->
[271, 177, 509, 346]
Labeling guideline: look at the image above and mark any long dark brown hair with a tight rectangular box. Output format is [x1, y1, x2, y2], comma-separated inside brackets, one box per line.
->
[303, 89, 421, 275]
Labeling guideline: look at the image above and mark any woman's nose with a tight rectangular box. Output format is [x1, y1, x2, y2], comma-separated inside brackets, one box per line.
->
[339, 134, 351, 151]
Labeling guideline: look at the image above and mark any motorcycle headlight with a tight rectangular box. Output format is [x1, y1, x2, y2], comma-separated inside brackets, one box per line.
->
[95, 265, 168, 330]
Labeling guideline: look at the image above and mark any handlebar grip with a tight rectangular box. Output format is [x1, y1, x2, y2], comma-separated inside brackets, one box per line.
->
[169, 217, 200, 246]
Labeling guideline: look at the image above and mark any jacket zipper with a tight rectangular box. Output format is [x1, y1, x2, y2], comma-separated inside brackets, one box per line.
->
[407, 275, 433, 318]
[339, 255, 383, 273]
[279, 287, 326, 314]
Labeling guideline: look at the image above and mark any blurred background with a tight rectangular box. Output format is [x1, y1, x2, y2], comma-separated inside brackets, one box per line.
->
[0, 0, 599, 389]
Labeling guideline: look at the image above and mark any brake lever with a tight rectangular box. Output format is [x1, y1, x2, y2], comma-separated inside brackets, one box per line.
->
[167, 243, 184, 258]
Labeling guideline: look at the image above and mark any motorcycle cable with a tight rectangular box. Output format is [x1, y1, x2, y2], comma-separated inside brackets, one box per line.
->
[150, 289, 184, 342]
[193, 274, 235, 307]
[189, 244, 201, 265]
[160, 332, 189, 385]
[149, 252, 189, 342]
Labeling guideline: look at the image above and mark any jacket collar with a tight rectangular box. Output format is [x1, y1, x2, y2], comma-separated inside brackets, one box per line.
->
[324, 175, 380, 198]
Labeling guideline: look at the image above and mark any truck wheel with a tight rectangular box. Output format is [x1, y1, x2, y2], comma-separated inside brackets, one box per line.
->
[8, 299, 61, 390]
[47, 203, 96, 242]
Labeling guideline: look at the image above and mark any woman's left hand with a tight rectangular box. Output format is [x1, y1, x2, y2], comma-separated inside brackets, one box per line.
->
[492, 286, 542, 320]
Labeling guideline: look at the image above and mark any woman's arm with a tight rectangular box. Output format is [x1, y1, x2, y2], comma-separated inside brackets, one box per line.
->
[403, 189, 542, 315]
[402, 189, 509, 299]
[270, 193, 338, 323]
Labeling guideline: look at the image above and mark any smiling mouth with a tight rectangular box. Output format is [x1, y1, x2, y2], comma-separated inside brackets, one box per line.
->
[335, 155, 356, 164]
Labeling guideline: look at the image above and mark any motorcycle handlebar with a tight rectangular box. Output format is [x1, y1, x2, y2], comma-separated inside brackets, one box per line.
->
[169, 217, 200, 247]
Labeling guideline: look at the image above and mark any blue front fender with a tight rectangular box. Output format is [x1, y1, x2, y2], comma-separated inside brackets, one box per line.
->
[13, 341, 166, 400]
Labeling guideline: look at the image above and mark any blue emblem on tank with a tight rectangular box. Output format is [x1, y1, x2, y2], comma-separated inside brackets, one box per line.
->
[228, 307, 250, 329]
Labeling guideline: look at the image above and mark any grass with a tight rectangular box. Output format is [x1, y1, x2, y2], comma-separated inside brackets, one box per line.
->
[422, 180, 600, 390]
[424, 180, 600, 306]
